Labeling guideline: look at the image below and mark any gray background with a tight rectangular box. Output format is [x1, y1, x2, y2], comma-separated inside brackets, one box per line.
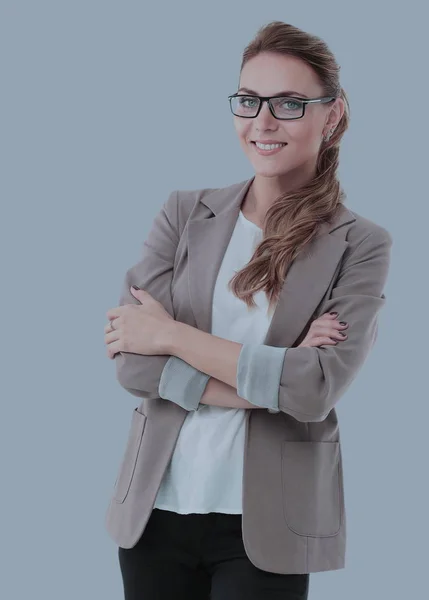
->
[1, 1, 427, 598]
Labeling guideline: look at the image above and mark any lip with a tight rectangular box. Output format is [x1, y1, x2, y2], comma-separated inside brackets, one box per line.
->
[251, 140, 288, 156]
[252, 140, 287, 144]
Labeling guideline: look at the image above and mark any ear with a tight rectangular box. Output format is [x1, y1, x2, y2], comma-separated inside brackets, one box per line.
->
[329, 97, 345, 130]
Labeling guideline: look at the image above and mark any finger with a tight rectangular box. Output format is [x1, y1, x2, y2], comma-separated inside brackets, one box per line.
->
[105, 330, 120, 344]
[329, 331, 348, 340]
[308, 336, 339, 346]
[329, 320, 349, 331]
[106, 308, 122, 320]
[317, 338, 339, 346]
[316, 326, 348, 340]
[312, 323, 348, 336]
[308, 329, 347, 344]
[104, 319, 120, 333]
[314, 312, 340, 323]
[130, 287, 150, 304]
[313, 313, 332, 322]
[312, 323, 343, 335]
[106, 340, 122, 359]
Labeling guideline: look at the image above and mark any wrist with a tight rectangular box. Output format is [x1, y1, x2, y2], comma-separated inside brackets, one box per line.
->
[160, 319, 185, 355]
[200, 377, 257, 409]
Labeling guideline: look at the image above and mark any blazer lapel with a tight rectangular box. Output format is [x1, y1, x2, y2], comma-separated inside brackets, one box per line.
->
[263, 227, 350, 347]
[187, 177, 356, 348]
[187, 178, 252, 334]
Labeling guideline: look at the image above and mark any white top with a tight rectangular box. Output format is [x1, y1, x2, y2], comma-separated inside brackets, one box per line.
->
[153, 210, 274, 514]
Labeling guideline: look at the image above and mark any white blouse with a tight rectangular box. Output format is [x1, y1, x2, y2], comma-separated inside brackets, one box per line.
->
[154, 210, 275, 514]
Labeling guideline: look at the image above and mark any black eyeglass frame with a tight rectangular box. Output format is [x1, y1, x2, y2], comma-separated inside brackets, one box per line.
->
[228, 93, 337, 120]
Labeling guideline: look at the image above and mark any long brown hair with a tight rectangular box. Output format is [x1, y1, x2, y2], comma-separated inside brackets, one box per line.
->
[228, 21, 350, 312]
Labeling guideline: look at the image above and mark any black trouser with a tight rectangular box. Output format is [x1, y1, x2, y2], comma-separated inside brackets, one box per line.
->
[118, 508, 310, 600]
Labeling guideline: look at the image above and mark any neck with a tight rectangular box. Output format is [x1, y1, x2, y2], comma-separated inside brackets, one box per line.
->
[245, 162, 317, 223]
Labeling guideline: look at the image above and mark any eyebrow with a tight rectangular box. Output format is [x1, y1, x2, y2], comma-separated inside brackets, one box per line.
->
[237, 87, 309, 98]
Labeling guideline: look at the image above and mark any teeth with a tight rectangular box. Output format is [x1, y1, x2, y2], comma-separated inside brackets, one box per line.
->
[255, 142, 286, 150]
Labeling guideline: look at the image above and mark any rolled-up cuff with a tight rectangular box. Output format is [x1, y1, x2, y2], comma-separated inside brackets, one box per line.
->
[158, 356, 210, 412]
[236, 343, 288, 412]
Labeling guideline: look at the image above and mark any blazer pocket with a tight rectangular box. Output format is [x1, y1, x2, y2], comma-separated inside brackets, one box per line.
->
[281, 441, 342, 537]
[113, 408, 147, 504]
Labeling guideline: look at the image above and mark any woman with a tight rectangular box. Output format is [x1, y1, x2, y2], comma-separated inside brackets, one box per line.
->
[104, 21, 392, 600]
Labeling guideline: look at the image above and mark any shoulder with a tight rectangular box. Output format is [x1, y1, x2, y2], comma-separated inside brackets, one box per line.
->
[331, 205, 393, 275]
[343, 207, 393, 251]
[160, 179, 248, 238]
[175, 178, 246, 207]
[173, 178, 250, 229]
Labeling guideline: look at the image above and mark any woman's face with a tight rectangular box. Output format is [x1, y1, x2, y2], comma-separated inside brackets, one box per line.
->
[233, 52, 343, 179]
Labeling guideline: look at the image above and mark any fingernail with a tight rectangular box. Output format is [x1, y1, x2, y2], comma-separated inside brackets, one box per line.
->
[339, 321, 347, 326]
[132, 285, 140, 290]
[339, 332, 347, 336]
[330, 312, 338, 316]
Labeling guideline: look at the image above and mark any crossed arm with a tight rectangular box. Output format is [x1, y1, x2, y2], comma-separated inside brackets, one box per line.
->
[115, 189, 392, 420]
[113, 190, 262, 411]
[159, 322, 285, 411]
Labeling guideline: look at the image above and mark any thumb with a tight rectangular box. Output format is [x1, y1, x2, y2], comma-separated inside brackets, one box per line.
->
[130, 285, 146, 302]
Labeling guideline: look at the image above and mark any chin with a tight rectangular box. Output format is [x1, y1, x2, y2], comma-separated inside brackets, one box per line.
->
[252, 162, 290, 178]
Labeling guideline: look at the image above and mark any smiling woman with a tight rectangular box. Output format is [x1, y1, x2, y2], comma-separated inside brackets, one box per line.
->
[105, 20, 392, 600]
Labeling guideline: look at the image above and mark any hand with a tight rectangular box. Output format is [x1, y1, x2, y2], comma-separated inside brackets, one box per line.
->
[105, 287, 174, 359]
[298, 312, 348, 348]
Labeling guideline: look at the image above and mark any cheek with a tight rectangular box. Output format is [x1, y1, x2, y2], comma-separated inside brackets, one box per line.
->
[289, 122, 321, 154]
[234, 118, 250, 144]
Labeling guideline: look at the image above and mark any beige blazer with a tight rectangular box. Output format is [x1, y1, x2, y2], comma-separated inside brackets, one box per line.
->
[104, 176, 392, 574]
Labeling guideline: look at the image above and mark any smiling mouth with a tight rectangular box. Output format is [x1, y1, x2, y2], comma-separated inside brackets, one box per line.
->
[251, 141, 288, 154]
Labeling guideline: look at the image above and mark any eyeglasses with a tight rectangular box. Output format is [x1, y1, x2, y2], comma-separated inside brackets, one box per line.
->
[228, 93, 336, 120]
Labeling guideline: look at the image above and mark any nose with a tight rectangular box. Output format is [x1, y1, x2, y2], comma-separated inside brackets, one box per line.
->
[255, 100, 278, 130]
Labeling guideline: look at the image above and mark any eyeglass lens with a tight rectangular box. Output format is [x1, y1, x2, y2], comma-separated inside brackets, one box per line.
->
[230, 96, 304, 119]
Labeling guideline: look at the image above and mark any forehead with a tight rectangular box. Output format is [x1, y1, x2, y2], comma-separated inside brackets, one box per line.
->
[239, 52, 322, 97]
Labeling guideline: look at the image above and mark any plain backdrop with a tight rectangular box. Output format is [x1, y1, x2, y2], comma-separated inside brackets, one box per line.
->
[1, 1, 428, 599]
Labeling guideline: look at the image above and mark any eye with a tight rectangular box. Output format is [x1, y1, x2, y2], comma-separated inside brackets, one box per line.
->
[270, 97, 304, 118]
[238, 96, 259, 108]
[282, 99, 301, 110]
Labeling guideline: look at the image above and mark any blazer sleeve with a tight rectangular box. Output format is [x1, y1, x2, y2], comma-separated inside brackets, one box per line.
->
[236, 227, 393, 421]
[114, 190, 210, 410]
